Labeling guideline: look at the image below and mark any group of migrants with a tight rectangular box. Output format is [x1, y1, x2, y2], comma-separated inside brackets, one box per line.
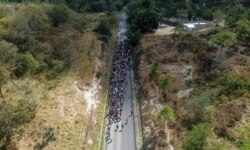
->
[106, 38, 131, 143]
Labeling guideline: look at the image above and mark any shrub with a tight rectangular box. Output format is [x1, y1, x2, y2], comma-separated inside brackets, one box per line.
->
[0, 99, 37, 145]
[128, 25, 141, 47]
[149, 62, 160, 79]
[218, 74, 250, 100]
[182, 123, 213, 150]
[210, 31, 237, 48]
[160, 76, 172, 91]
[94, 19, 112, 37]
[51, 59, 65, 73]
[0, 40, 18, 65]
[186, 92, 211, 122]
[15, 52, 40, 77]
[236, 20, 250, 42]
[49, 4, 69, 27]
[157, 105, 176, 123]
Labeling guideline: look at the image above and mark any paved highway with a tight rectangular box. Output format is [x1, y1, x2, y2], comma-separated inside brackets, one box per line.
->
[105, 12, 136, 150]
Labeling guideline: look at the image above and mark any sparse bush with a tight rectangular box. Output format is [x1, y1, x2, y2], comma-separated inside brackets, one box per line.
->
[158, 139, 168, 147]
[186, 92, 211, 122]
[49, 4, 69, 27]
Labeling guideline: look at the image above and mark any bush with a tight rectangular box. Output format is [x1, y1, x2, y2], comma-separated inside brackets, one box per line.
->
[149, 62, 160, 79]
[51, 59, 65, 73]
[157, 105, 176, 123]
[210, 31, 237, 48]
[182, 123, 213, 150]
[160, 76, 172, 91]
[15, 52, 40, 77]
[0, 40, 18, 65]
[0, 99, 37, 146]
[187, 92, 211, 122]
[128, 25, 141, 47]
[94, 19, 112, 37]
[218, 74, 250, 100]
[49, 4, 69, 27]
[236, 20, 250, 42]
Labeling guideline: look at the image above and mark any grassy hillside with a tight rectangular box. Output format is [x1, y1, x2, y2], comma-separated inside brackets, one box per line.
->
[126, 0, 250, 150]
[0, 2, 118, 149]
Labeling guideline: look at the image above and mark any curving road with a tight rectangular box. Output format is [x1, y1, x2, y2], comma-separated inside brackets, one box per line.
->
[105, 12, 136, 150]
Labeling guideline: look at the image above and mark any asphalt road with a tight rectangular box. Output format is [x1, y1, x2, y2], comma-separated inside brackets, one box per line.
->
[105, 12, 136, 150]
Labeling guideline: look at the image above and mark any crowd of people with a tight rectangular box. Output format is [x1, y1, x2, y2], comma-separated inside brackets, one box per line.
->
[106, 39, 131, 143]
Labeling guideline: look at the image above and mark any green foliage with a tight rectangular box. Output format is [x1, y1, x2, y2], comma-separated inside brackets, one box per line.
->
[51, 60, 65, 73]
[128, 25, 141, 47]
[15, 52, 40, 77]
[182, 123, 213, 150]
[94, 19, 112, 37]
[236, 20, 250, 42]
[157, 105, 175, 123]
[241, 139, 250, 150]
[128, 8, 160, 33]
[218, 74, 250, 100]
[0, 99, 37, 144]
[49, 4, 69, 27]
[159, 76, 172, 91]
[210, 31, 237, 48]
[149, 62, 159, 79]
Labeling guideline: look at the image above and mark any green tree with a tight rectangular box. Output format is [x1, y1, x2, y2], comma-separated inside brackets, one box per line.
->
[128, 8, 160, 33]
[15, 52, 40, 77]
[182, 123, 213, 150]
[210, 31, 237, 48]
[94, 19, 112, 37]
[236, 20, 250, 42]
[49, 4, 69, 27]
[128, 25, 141, 47]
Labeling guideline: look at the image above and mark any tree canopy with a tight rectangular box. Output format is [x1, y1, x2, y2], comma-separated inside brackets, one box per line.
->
[182, 123, 213, 150]
[210, 31, 237, 48]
